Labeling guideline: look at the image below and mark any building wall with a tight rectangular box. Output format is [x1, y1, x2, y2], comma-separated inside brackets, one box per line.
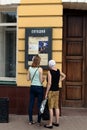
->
[0, 0, 63, 115]
[17, 0, 63, 87]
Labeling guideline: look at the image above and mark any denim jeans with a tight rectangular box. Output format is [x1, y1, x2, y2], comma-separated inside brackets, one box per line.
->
[28, 85, 43, 123]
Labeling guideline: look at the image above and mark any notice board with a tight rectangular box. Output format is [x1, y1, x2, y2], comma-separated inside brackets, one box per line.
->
[25, 27, 52, 69]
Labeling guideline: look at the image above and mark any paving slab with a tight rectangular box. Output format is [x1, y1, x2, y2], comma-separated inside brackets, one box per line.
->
[0, 107, 87, 130]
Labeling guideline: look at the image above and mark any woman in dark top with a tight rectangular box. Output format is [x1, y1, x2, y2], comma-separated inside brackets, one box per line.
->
[44, 60, 66, 129]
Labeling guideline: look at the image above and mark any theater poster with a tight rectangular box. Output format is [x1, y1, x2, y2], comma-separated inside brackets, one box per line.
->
[25, 28, 52, 69]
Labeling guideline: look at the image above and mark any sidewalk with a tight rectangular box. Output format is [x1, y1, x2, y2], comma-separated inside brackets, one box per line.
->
[0, 107, 87, 130]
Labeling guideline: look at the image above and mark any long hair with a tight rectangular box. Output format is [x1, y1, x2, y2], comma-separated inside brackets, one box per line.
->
[32, 55, 41, 67]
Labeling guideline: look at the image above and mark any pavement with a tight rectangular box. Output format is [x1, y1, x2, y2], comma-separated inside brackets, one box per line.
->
[0, 107, 87, 130]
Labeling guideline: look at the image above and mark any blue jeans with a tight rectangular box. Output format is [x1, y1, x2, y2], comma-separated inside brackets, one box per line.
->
[28, 85, 43, 123]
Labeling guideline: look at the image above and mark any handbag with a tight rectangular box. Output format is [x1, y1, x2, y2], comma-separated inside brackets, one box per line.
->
[40, 98, 47, 114]
[40, 98, 50, 120]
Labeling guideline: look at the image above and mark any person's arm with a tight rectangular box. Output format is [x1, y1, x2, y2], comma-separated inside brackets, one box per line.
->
[27, 68, 30, 81]
[45, 71, 51, 99]
[39, 67, 45, 83]
[60, 72, 66, 81]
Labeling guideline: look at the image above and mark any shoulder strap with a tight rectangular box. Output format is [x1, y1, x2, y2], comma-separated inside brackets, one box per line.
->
[31, 68, 38, 83]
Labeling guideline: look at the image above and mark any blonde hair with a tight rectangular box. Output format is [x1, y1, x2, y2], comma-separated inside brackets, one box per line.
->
[49, 60, 56, 68]
[32, 55, 41, 67]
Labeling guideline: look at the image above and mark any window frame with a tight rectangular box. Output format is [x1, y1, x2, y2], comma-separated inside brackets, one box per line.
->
[0, 7, 17, 84]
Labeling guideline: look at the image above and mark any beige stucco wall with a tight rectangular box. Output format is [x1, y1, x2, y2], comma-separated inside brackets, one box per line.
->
[17, 0, 63, 86]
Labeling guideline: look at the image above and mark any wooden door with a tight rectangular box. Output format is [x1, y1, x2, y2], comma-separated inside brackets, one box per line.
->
[62, 9, 87, 107]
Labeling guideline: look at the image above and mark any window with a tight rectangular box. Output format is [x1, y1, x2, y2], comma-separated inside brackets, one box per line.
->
[0, 8, 17, 83]
[0, 12, 16, 23]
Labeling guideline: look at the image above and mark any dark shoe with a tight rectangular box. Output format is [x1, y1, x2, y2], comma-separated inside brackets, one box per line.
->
[53, 122, 59, 127]
[44, 125, 53, 129]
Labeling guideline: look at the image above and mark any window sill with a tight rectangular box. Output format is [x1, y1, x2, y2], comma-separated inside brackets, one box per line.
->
[0, 81, 16, 86]
[0, 77, 16, 86]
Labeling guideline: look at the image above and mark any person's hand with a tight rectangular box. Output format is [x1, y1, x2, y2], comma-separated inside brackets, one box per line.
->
[45, 94, 48, 99]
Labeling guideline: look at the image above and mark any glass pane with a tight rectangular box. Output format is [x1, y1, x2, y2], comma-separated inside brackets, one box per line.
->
[0, 26, 16, 78]
[0, 26, 6, 77]
[5, 29, 16, 77]
[0, 12, 16, 23]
